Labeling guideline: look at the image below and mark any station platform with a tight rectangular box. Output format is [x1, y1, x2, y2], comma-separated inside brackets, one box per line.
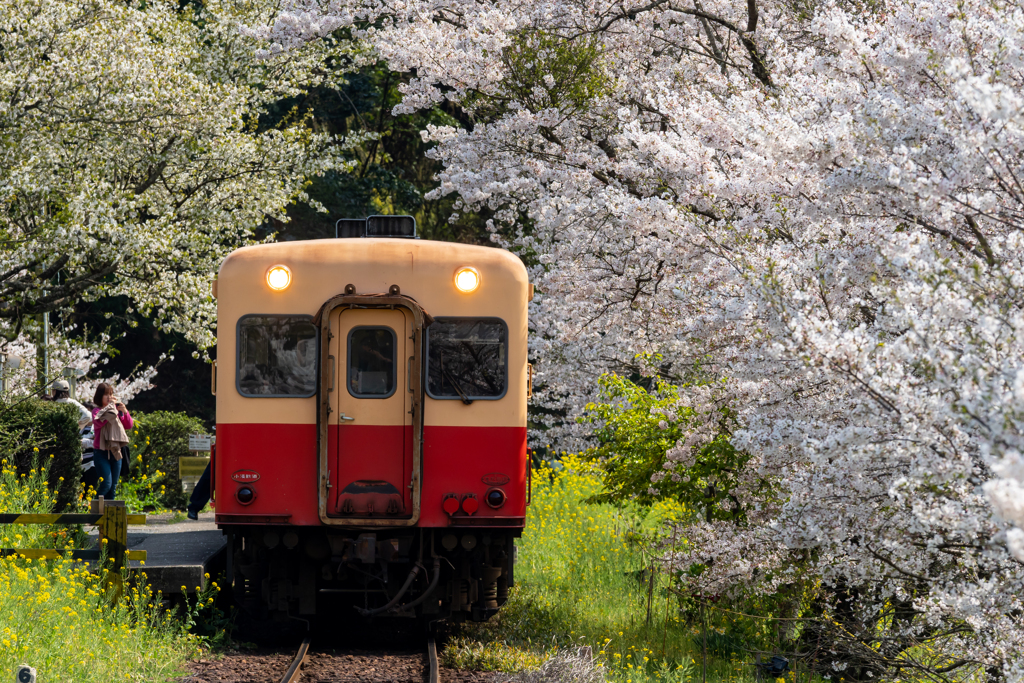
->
[89, 513, 227, 595]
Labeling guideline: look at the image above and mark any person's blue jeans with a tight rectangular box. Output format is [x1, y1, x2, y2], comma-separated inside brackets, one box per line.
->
[93, 449, 121, 500]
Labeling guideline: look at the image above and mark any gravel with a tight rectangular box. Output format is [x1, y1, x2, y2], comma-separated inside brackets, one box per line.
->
[183, 647, 498, 683]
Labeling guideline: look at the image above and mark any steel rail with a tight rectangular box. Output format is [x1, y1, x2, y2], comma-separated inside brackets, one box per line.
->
[427, 636, 439, 683]
[280, 635, 311, 683]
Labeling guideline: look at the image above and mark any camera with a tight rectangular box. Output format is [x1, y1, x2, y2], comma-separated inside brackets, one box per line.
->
[16, 665, 37, 683]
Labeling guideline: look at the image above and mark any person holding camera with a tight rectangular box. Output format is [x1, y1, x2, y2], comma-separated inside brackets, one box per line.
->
[91, 383, 133, 500]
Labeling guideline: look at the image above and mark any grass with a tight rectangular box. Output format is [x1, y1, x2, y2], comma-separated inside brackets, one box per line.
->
[0, 455, 204, 681]
[443, 454, 774, 683]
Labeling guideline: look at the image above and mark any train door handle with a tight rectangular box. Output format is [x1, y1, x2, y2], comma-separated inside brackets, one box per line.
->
[339, 414, 355, 423]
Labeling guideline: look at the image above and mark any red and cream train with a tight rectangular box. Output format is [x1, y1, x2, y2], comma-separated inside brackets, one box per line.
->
[211, 217, 530, 624]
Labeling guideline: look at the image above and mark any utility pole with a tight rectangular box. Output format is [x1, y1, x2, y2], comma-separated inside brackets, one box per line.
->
[36, 312, 49, 393]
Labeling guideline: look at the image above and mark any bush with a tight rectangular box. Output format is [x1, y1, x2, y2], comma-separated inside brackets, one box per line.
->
[581, 373, 751, 521]
[0, 399, 82, 511]
[124, 410, 207, 509]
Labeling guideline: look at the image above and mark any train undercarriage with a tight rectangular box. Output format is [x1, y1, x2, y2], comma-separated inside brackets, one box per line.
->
[227, 527, 517, 627]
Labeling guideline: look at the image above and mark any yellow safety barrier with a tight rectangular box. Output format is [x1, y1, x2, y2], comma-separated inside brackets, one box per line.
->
[0, 499, 147, 598]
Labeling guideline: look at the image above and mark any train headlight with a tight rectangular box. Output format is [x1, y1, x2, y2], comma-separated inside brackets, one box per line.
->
[454, 266, 480, 293]
[266, 265, 291, 291]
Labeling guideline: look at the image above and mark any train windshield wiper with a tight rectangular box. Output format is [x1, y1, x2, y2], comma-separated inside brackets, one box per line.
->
[441, 363, 473, 405]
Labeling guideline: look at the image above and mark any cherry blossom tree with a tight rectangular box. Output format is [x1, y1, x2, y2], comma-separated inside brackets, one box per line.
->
[0, 331, 163, 402]
[0, 0, 357, 349]
[249, 0, 1023, 675]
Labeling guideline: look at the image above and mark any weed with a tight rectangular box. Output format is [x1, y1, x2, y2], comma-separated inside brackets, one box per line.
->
[167, 510, 188, 524]
[496, 648, 606, 683]
[443, 637, 549, 672]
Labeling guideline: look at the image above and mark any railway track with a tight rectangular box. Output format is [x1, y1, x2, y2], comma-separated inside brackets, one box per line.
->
[276, 635, 440, 683]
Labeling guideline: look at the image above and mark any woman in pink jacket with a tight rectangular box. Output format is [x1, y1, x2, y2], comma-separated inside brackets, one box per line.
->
[91, 383, 133, 500]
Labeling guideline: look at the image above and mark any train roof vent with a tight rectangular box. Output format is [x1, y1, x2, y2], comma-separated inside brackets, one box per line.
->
[334, 215, 417, 239]
[336, 218, 366, 238]
[367, 215, 416, 238]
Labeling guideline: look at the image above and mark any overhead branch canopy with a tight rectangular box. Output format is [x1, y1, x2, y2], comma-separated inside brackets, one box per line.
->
[0, 0, 355, 346]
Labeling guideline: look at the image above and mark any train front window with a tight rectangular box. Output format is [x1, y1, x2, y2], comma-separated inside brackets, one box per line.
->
[426, 318, 507, 401]
[237, 315, 317, 397]
[348, 327, 397, 398]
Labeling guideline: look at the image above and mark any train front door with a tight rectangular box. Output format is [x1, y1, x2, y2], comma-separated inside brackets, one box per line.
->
[328, 307, 413, 518]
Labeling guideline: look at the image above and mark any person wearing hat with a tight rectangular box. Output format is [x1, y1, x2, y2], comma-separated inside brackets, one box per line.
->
[52, 379, 92, 430]
[53, 379, 100, 492]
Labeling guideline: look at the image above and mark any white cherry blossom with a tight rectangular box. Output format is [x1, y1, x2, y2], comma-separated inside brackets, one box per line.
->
[253, 0, 1024, 673]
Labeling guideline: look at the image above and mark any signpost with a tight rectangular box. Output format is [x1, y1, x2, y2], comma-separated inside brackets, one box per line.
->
[180, 433, 213, 494]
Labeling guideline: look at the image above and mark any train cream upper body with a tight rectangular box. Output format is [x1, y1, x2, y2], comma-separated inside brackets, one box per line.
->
[216, 238, 529, 428]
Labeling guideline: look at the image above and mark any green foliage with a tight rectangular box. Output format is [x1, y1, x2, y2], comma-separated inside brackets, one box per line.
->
[257, 66, 488, 244]
[117, 475, 171, 514]
[692, 631, 746, 659]
[502, 31, 611, 113]
[580, 374, 818, 662]
[582, 373, 756, 523]
[452, 458, 823, 683]
[0, 399, 82, 511]
[182, 572, 234, 649]
[124, 410, 207, 509]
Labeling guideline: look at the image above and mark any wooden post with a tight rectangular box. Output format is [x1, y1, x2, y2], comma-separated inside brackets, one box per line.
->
[646, 560, 656, 627]
[98, 500, 127, 599]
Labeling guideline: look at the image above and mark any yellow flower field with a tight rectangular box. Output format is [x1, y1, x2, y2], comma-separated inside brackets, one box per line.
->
[0, 457, 200, 681]
[0, 555, 198, 682]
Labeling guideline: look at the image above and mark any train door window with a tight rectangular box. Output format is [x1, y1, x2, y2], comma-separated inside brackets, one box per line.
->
[237, 315, 317, 397]
[347, 327, 397, 398]
[426, 318, 507, 401]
